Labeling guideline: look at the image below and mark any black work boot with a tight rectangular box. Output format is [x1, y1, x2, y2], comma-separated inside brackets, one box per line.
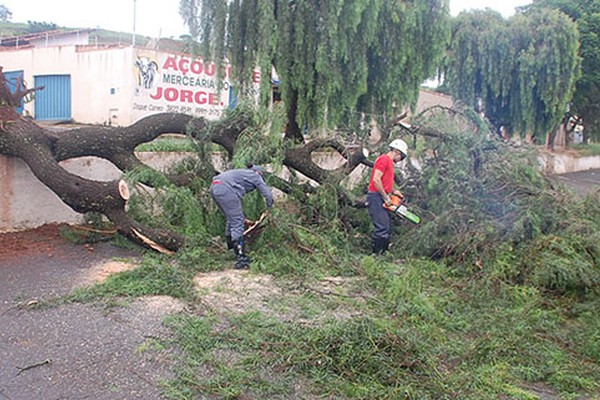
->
[234, 239, 251, 269]
[226, 235, 235, 250]
[381, 238, 390, 253]
[371, 237, 382, 255]
[371, 237, 388, 255]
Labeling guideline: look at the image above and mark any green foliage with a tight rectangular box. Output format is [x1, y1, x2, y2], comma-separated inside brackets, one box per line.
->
[67, 254, 199, 302]
[0, 4, 12, 22]
[134, 136, 196, 152]
[26, 20, 58, 33]
[521, 234, 600, 291]
[383, 108, 600, 297]
[155, 253, 600, 399]
[526, 0, 600, 142]
[229, 101, 287, 169]
[181, 0, 450, 131]
[58, 89, 600, 399]
[445, 8, 581, 142]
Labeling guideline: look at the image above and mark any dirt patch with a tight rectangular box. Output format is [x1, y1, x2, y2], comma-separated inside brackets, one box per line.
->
[80, 260, 140, 285]
[194, 270, 366, 322]
[194, 270, 280, 314]
[0, 223, 68, 261]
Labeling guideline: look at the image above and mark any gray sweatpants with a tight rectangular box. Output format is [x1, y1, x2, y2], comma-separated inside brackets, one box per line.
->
[210, 184, 245, 241]
[367, 192, 392, 240]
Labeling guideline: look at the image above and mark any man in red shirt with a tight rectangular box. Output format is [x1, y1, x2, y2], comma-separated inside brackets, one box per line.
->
[367, 139, 408, 254]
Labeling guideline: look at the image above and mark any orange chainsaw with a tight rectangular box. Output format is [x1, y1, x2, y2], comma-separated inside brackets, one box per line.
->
[383, 194, 421, 224]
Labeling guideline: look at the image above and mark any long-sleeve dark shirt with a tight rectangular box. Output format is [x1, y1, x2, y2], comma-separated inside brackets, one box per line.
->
[212, 169, 274, 208]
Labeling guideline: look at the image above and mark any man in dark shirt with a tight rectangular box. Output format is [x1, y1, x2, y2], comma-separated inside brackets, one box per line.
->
[210, 164, 274, 269]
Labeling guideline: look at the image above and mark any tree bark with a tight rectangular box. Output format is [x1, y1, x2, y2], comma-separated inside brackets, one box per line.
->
[0, 112, 190, 252]
[0, 68, 371, 253]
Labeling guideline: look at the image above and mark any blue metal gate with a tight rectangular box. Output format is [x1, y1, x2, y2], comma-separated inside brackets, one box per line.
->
[5, 70, 25, 114]
[34, 75, 71, 121]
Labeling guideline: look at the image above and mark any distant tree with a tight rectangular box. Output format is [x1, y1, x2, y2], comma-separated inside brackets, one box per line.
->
[27, 21, 59, 33]
[444, 9, 580, 146]
[523, 0, 600, 143]
[443, 10, 514, 126]
[0, 4, 11, 21]
[179, 0, 451, 141]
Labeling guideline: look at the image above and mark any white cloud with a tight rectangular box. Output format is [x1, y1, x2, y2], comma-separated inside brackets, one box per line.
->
[450, 0, 532, 17]
[2, 0, 187, 38]
[2, 0, 533, 40]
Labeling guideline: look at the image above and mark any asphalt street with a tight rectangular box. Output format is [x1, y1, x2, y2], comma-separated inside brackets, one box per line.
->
[552, 168, 600, 197]
[0, 237, 181, 400]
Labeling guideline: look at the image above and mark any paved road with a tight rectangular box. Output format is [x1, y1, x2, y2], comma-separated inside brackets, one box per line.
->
[552, 168, 600, 197]
[0, 233, 182, 400]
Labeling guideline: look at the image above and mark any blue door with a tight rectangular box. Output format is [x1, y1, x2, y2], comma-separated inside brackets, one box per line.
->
[34, 75, 71, 121]
[5, 70, 25, 114]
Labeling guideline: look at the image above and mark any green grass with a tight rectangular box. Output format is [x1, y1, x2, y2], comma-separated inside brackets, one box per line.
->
[66, 240, 600, 399]
[60, 181, 600, 399]
[135, 136, 197, 152]
[572, 142, 600, 157]
[151, 256, 600, 399]
[66, 253, 202, 303]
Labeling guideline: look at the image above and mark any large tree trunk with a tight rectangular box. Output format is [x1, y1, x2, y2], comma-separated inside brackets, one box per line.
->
[0, 111, 195, 253]
[0, 68, 372, 252]
[0, 68, 207, 252]
[284, 88, 303, 142]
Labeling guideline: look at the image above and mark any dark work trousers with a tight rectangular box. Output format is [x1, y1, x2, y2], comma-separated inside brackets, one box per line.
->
[210, 183, 245, 241]
[367, 192, 392, 241]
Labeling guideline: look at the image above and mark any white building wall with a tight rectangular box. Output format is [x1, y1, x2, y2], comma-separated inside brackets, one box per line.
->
[0, 45, 136, 125]
[72, 47, 135, 125]
[0, 45, 239, 126]
[29, 31, 90, 47]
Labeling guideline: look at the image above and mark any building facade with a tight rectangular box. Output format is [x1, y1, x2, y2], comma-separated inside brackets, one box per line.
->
[0, 30, 242, 126]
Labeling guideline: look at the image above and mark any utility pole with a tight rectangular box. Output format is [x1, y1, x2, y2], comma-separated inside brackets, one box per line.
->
[132, 0, 137, 46]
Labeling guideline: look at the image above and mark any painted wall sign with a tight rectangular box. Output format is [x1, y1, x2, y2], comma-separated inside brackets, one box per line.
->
[132, 52, 234, 121]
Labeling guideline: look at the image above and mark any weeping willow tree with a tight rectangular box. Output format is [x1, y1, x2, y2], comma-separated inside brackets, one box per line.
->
[524, 0, 600, 143]
[444, 8, 581, 145]
[179, 0, 450, 141]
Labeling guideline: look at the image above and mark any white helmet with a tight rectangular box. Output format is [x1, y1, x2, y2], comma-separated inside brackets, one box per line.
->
[389, 139, 408, 156]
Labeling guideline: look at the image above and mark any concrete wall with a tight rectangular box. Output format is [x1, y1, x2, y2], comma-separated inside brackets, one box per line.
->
[0, 150, 371, 232]
[414, 89, 454, 114]
[539, 152, 600, 175]
[3, 148, 598, 233]
[0, 152, 195, 232]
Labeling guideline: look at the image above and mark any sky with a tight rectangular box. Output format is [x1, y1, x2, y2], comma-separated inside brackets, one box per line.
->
[3, 0, 533, 39]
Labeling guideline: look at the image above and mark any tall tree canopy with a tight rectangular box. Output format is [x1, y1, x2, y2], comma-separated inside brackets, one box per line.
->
[0, 4, 11, 22]
[524, 0, 600, 142]
[444, 8, 580, 143]
[179, 0, 450, 141]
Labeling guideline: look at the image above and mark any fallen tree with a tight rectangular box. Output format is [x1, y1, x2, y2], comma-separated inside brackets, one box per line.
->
[0, 68, 375, 252]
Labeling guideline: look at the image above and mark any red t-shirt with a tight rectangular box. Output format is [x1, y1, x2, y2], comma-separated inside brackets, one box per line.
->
[368, 154, 394, 193]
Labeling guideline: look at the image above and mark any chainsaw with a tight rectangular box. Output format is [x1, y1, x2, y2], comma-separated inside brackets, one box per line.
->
[383, 194, 421, 224]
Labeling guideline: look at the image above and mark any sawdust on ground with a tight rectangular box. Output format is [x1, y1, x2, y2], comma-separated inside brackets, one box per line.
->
[80, 259, 139, 285]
